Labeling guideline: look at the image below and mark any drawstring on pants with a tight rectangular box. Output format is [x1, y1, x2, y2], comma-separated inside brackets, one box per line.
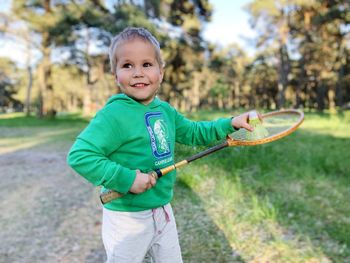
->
[152, 205, 170, 235]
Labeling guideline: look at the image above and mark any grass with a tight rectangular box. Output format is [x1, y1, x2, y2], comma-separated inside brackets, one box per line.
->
[0, 112, 89, 127]
[173, 110, 350, 262]
[1, 110, 349, 262]
[0, 112, 89, 154]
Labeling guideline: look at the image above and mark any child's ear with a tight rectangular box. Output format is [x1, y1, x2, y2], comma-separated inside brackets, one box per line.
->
[115, 75, 121, 86]
[160, 68, 164, 83]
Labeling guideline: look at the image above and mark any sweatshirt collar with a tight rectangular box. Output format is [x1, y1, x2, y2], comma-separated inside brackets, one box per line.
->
[114, 93, 161, 108]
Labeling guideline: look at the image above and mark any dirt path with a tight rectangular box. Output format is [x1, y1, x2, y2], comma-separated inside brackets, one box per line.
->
[0, 127, 106, 263]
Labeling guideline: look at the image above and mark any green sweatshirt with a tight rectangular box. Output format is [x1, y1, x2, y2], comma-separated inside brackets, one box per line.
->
[67, 94, 235, 211]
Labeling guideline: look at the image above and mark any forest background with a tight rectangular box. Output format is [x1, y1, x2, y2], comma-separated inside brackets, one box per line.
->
[1, 0, 350, 117]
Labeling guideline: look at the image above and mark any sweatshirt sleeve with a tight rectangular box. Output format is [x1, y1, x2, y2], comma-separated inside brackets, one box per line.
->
[174, 110, 235, 146]
[67, 111, 136, 194]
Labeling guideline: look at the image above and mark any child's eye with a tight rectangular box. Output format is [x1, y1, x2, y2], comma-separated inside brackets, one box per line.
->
[143, 62, 152, 67]
[122, 63, 132, 68]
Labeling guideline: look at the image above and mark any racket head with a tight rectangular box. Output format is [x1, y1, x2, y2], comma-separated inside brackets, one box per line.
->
[227, 109, 304, 146]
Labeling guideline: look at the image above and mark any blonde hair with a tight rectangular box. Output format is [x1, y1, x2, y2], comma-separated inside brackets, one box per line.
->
[109, 27, 164, 75]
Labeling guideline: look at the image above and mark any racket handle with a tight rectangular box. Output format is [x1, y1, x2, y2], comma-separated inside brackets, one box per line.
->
[100, 189, 124, 204]
[99, 170, 160, 204]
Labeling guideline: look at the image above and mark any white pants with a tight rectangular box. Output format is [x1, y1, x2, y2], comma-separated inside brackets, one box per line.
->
[102, 204, 183, 263]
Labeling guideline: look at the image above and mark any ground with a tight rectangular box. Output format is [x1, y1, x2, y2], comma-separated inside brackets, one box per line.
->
[0, 126, 107, 262]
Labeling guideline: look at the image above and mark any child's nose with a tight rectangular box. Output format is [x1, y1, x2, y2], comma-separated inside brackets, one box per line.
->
[133, 66, 144, 77]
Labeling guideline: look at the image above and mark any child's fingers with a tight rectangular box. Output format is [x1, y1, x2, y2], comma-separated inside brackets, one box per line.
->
[242, 123, 254, 132]
[131, 170, 155, 193]
[149, 174, 157, 187]
[145, 175, 157, 190]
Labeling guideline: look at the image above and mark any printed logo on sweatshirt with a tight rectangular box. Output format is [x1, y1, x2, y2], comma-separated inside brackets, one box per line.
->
[145, 112, 172, 159]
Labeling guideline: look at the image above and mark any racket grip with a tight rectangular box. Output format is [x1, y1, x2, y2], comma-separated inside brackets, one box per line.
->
[99, 170, 161, 204]
[100, 189, 124, 204]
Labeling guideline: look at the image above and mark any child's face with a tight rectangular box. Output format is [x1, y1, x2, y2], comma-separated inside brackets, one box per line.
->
[114, 38, 164, 105]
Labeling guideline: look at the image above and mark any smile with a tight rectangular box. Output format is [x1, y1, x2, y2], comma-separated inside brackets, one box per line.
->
[131, 83, 149, 88]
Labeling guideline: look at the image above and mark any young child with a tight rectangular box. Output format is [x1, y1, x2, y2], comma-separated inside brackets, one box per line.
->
[67, 27, 255, 263]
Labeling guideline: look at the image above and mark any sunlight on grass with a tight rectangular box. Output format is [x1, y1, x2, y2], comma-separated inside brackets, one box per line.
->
[0, 113, 87, 154]
[174, 111, 350, 262]
[0, 128, 79, 154]
[301, 112, 350, 139]
[178, 165, 333, 262]
[0, 112, 89, 127]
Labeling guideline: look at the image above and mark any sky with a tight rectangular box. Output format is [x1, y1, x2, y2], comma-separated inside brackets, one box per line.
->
[203, 0, 255, 49]
[0, 0, 256, 66]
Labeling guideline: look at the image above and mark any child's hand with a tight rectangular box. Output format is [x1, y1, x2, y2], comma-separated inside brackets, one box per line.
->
[231, 111, 262, 132]
[129, 170, 157, 194]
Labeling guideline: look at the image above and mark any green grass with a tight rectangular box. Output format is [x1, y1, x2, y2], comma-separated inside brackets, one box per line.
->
[1, 111, 349, 262]
[173, 110, 350, 262]
[0, 112, 89, 153]
[0, 112, 89, 127]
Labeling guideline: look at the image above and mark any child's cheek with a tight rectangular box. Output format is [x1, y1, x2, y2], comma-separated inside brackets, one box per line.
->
[116, 75, 127, 86]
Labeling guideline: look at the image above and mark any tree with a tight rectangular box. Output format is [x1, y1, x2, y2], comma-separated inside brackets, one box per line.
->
[47, 1, 160, 115]
[0, 57, 23, 112]
[243, 52, 279, 109]
[0, 9, 35, 116]
[12, 0, 59, 117]
[134, 0, 214, 111]
[207, 44, 250, 109]
[246, 0, 293, 109]
[289, 0, 350, 111]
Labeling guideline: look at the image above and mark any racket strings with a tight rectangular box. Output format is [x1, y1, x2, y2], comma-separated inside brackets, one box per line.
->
[229, 113, 301, 142]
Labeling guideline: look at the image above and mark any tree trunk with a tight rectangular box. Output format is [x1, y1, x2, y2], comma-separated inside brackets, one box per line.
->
[25, 65, 33, 116]
[336, 64, 345, 108]
[37, 83, 44, 118]
[24, 30, 33, 117]
[296, 57, 307, 109]
[335, 43, 347, 109]
[180, 90, 186, 112]
[38, 0, 55, 118]
[83, 84, 93, 116]
[217, 93, 223, 109]
[190, 72, 200, 112]
[328, 86, 336, 113]
[234, 82, 240, 109]
[226, 86, 233, 110]
[317, 80, 326, 111]
[276, 44, 290, 109]
[42, 45, 55, 117]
